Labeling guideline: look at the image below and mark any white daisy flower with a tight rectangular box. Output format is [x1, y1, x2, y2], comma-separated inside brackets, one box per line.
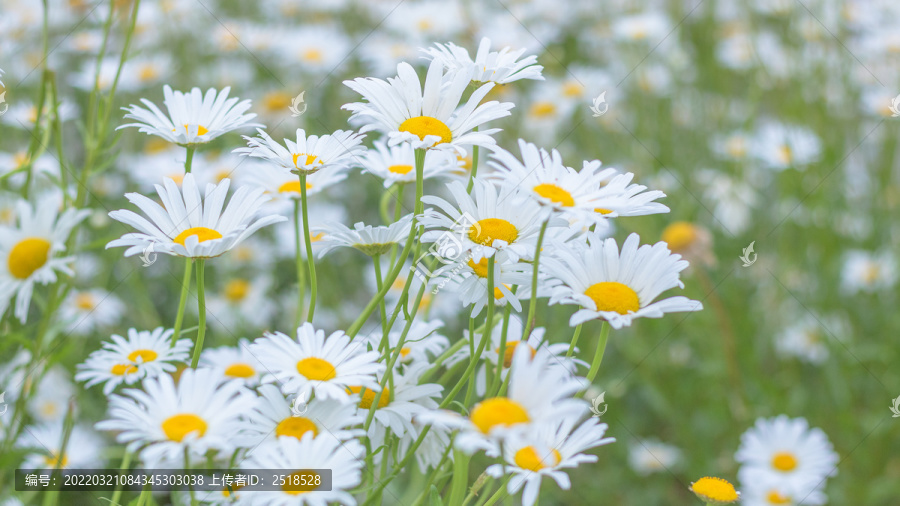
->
[420, 347, 587, 453]
[775, 316, 833, 364]
[249, 322, 385, 402]
[628, 439, 683, 475]
[751, 122, 822, 170]
[445, 317, 578, 396]
[17, 423, 104, 470]
[106, 173, 286, 259]
[244, 162, 349, 203]
[363, 318, 448, 369]
[358, 140, 461, 188]
[432, 252, 533, 317]
[236, 384, 362, 449]
[118, 85, 261, 147]
[424, 37, 544, 85]
[75, 327, 192, 395]
[357, 363, 444, 470]
[735, 415, 838, 493]
[0, 198, 89, 323]
[95, 369, 253, 466]
[840, 249, 896, 293]
[485, 416, 615, 506]
[199, 339, 266, 385]
[234, 127, 366, 175]
[57, 288, 125, 335]
[312, 214, 413, 257]
[544, 233, 703, 328]
[420, 179, 552, 263]
[27, 367, 75, 424]
[739, 471, 827, 506]
[342, 59, 514, 153]
[204, 275, 273, 332]
[241, 433, 364, 505]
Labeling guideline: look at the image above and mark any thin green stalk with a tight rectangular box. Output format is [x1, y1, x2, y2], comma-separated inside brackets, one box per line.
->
[299, 173, 317, 322]
[374, 254, 389, 348]
[410, 440, 454, 506]
[420, 336, 469, 383]
[522, 219, 549, 340]
[293, 200, 307, 329]
[190, 259, 207, 368]
[488, 288, 516, 396]
[580, 322, 610, 394]
[465, 127, 480, 193]
[566, 324, 583, 358]
[448, 449, 469, 506]
[171, 258, 192, 348]
[41, 398, 75, 506]
[442, 256, 496, 408]
[184, 146, 196, 173]
[108, 450, 133, 506]
[481, 476, 512, 506]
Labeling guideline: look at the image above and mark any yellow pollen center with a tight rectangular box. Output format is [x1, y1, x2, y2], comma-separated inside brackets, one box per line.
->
[224, 363, 256, 378]
[584, 282, 640, 314]
[863, 264, 880, 284]
[161, 413, 208, 442]
[691, 477, 740, 503]
[138, 65, 158, 82]
[399, 347, 412, 358]
[495, 341, 536, 368]
[468, 218, 518, 247]
[469, 397, 530, 434]
[778, 145, 793, 164]
[310, 232, 325, 242]
[594, 208, 613, 215]
[278, 181, 313, 194]
[43, 453, 69, 468]
[398, 116, 452, 146]
[562, 82, 584, 97]
[494, 286, 506, 300]
[173, 227, 222, 246]
[661, 221, 698, 252]
[8, 237, 52, 279]
[263, 91, 293, 111]
[771, 452, 798, 472]
[178, 124, 208, 136]
[514, 446, 561, 471]
[348, 386, 390, 409]
[302, 48, 324, 62]
[75, 292, 95, 310]
[467, 258, 490, 278]
[13, 152, 30, 168]
[275, 416, 319, 440]
[224, 279, 250, 302]
[529, 101, 557, 118]
[533, 183, 575, 207]
[127, 349, 158, 363]
[292, 153, 320, 167]
[110, 364, 139, 376]
[296, 357, 336, 381]
[388, 164, 414, 175]
[767, 491, 792, 504]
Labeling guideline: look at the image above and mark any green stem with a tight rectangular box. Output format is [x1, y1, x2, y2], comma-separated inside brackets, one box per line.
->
[481, 477, 511, 506]
[184, 146, 196, 173]
[299, 173, 317, 322]
[488, 289, 515, 396]
[108, 450, 133, 506]
[190, 259, 206, 368]
[448, 449, 469, 506]
[522, 219, 549, 340]
[171, 257, 192, 347]
[465, 127, 480, 193]
[566, 324, 583, 358]
[420, 336, 468, 383]
[374, 254, 389, 349]
[581, 322, 610, 393]
[442, 256, 495, 409]
[293, 200, 307, 328]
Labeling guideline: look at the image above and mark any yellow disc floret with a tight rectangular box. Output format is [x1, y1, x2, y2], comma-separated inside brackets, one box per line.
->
[8, 238, 51, 280]
[469, 397, 530, 434]
[584, 282, 640, 314]
[468, 218, 518, 247]
[398, 116, 452, 146]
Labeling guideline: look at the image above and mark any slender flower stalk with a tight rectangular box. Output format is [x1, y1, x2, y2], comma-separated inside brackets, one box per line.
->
[293, 200, 307, 328]
[184, 146, 195, 173]
[170, 258, 192, 347]
[190, 259, 207, 368]
[566, 324, 583, 358]
[299, 173, 318, 322]
[580, 322, 610, 395]
[522, 218, 549, 339]
[466, 126, 480, 192]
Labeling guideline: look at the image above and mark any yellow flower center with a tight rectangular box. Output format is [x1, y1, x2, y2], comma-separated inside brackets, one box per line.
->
[533, 183, 575, 207]
[398, 116, 452, 146]
[468, 218, 518, 247]
[467, 258, 490, 278]
[562, 81, 584, 97]
[8, 237, 51, 280]
[173, 227, 222, 246]
[13, 152, 30, 169]
[127, 349, 158, 363]
[275, 416, 319, 440]
[771, 451, 798, 472]
[144, 138, 170, 154]
[399, 347, 412, 358]
[310, 232, 325, 242]
[388, 164, 414, 175]
[584, 281, 640, 314]
[661, 221, 698, 252]
[494, 285, 507, 300]
[224, 279, 250, 302]
[110, 363, 139, 376]
[278, 181, 313, 194]
[74, 292, 95, 310]
[296, 357, 336, 381]
[594, 208, 613, 215]
[514, 446, 561, 471]
[495, 341, 535, 368]
[777, 145, 793, 165]
[862, 263, 880, 284]
[176, 124, 208, 136]
[529, 101, 556, 118]
[43, 453, 69, 468]
[224, 363, 255, 378]
[281, 470, 319, 495]
[347, 386, 390, 409]
[292, 153, 320, 167]
[690, 477, 740, 503]
[263, 91, 292, 111]
[161, 413, 208, 442]
[469, 397, 530, 434]
[138, 65, 159, 82]
[302, 48, 323, 63]
[767, 491, 792, 504]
